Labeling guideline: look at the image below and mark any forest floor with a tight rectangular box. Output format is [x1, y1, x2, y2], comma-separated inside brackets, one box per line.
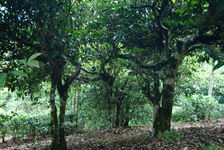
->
[0, 118, 224, 150]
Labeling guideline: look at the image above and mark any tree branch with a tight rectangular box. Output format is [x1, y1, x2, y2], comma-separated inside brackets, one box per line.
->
[130, 4, 153, 9]
[66, 62, 81, 86]
[116, 53, 168, 70]
[184, 45, 203, 55]
[184, 33, 221, 54]
[81, 68, 101, 76]
[76, 76, 102, 83]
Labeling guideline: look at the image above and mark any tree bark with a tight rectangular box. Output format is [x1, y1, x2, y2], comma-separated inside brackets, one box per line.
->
[115, 101, 121, 127]
[105, 81, 117, 128]
[56, 63, 80, 150]
[123, 103, 129, 127]
[110, 100, 117, 127]
[73, 87, 79, 125]
[206, 66, 215, 121]
[49, 79, 59, 150]
[152, 66, 176, 137]
[208, 66, 214, 96]
[115, 99, 129, 127]
[59, 92, 68, 150]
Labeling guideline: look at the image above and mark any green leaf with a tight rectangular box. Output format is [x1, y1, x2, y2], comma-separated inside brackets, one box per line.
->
[18, 58, 27, 65]
[172, 0, 175, 3]
[10, 70, 28, 78]
[218, 96, 224, 104]
[0, 73, 7, 87]
[28, 53, 41, 63]
[28, 60, 39, 68]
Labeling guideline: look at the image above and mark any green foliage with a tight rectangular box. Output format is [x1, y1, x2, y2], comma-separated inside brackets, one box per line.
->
[0, 0, 224, 145]
[96, 139, 107, 144]
[0, 73, 7, 87]
[174, 56, 224, 122]
[218, 96, 224, 104]
[10, 70, 28, 78]
[158, 130, 184, 143]
[0, 110, 82, 140]
[28, 53, 41, 64]
[201, 143, 223, 150]
[173, 94, 224, 122]
[6, 112, 50, 139]
[77, 81, 151, 129]
[0, 113, 11, 141]
[139, 131, 148, 143]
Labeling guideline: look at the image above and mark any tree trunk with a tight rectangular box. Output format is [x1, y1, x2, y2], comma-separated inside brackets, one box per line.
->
[123, 102, 129, 127]
[120, 101, 129, 127]
[59, 92, 68, 150]
[110, 100, 117, 127]
[116, 99, 129, 127]
[208, 67, 214, 96]
[73, 88, 79, 125]
[105, 82, 117, 128]
[206, 66, 214, 121]
[115, 101, 121, 127]
[1, 136, 5, 143]
[152, 69, 176, 137]
[49, 80, 59, 150]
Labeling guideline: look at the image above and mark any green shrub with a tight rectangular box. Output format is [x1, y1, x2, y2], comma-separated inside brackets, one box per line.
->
[6, 113, 50, 139]
[0, 113, 12, 142]
[1, 110, 85, 139]
[172, 94, 222, 122]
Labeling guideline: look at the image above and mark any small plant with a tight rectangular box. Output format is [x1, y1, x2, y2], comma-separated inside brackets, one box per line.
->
[158, 130, 184, 143]
[72, 137, 81, 142]
[139, 131, 148, 143]
[34, 136, 40, 142]
[34, 144, 41, 149]
[0, 113, 12, 143]
[201, 143, 223, 150]
[96, 139, 107, 144]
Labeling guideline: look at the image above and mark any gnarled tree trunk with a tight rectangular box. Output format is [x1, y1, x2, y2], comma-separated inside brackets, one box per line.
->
[152, 64, 177, 137]
[107, 84, 117, 128]
[49, 78, 59, 150]
[58, 89, 68, 150]
[152, 80, 175, 136]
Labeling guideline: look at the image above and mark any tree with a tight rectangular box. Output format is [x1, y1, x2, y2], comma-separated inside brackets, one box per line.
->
[197, 45, 224, 120]
[80, 42, 132, 127]
[0, 0, 85, 149]
[91, 0, 224, 136]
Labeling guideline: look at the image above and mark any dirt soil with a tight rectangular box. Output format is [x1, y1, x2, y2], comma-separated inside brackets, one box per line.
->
[0, 118, 224, 150]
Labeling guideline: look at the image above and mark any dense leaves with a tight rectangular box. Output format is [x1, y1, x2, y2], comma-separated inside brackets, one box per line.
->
[0, 0, 224, 149]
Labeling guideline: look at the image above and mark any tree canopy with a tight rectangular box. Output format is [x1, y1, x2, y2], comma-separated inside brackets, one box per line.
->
[0, 0, 224, 149]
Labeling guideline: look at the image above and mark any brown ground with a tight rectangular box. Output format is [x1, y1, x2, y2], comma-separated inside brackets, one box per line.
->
[0, 119, 224, 150]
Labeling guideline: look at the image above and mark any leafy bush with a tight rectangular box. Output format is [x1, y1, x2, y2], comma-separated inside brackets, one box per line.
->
[0, 110, 84, 140]
[6, 112, 50, 139]
[0, 113, 12, 142]
[172, 94, 223, 122]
